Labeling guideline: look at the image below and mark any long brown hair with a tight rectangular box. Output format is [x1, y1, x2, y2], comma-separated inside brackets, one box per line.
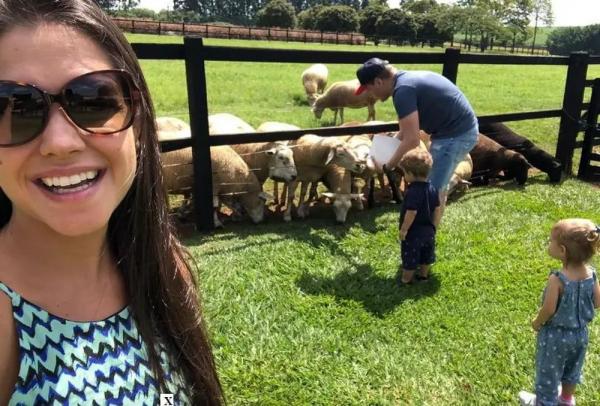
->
[0, 1, 223, 403]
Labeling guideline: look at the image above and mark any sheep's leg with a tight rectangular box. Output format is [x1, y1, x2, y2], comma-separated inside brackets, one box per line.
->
[351, 176, 364, 210]
[307, 181, 319, 202]
[273, 181, 280, 206]
[340, 108, 344, 124]
[332, 109, 338, 125]
[296, 181, 310, 218]
[280, 183, 288, 208]
[367, 103, 375, 121]
[283, 180, 297, 222]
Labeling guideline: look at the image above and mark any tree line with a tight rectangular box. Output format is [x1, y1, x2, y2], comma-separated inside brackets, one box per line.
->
[96, 0, 554, 52]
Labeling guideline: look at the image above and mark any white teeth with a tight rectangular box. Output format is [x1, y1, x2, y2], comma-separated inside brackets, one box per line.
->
[40, 170, 99, 188]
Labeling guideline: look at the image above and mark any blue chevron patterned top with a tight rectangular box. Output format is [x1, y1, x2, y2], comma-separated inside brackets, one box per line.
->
[0, 281, 191, 405]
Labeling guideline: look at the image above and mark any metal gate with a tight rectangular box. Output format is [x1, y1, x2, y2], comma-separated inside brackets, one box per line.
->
[578, 78, 600, 181]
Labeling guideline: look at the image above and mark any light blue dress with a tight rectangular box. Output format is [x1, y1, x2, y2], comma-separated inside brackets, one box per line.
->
[534, 269, 597, 405]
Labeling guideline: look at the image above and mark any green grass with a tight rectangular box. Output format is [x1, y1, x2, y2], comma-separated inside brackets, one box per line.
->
[189, 176, 599, 404]
[126, 33, 600, 404]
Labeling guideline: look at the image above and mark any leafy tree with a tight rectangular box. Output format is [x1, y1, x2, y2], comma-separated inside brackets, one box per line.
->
[256, 0, 296, 27]
[504, 0, 531, 51]
[358, 3, 387, 36]
[403, 0, 438, 14]
[297, 5, 325, 30]
[530, 0, 553, 53]
[314, 5, 359, 32]
[375, 8, 417, 44]
[94, 0, 139, 11]
[547, 25, 600, 55]
[434, 4, 468, 47]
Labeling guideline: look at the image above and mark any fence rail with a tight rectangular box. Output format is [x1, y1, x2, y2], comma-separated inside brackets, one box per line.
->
[114, 18, 365, 45]
[131, 42, 599, 231]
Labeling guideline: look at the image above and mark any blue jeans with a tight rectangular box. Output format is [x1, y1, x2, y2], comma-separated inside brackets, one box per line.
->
[428, 126, 478, 192]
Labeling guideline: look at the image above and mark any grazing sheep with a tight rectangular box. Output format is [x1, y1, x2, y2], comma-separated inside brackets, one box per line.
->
[478, 122, 562, 182]
[160, 146, 268, 227]
[320, 165, 362, 223]
[284, 134, 366, 222]
[312, 79, 378, 125]
[301, 63, 328, 106]
[470, 133, 532, 185]
[209, 114, 298, 186]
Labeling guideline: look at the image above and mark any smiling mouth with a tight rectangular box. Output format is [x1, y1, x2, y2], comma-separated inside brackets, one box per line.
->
[37, 170, 103, 194]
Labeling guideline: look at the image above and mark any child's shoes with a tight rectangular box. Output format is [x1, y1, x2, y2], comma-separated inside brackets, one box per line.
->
[518, 391, 536, 406]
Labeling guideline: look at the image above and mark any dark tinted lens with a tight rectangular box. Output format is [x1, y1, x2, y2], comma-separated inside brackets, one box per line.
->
[0, 83, 46, 146]
[63, 71, 134, 134]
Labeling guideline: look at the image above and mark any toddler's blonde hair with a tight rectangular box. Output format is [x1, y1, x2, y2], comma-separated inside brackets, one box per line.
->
[552, 218, 600, 264]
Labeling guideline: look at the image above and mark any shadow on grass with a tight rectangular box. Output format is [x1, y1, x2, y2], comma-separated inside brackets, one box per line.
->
[297, 263, 440, 317]
[183, 201, 396, 257]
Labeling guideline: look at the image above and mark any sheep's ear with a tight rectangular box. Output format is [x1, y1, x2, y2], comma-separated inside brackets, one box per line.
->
[459, 179, 472, 186]
[266, 148, 277, 155]
[321, 192, 335, 199]
[324, 148, 336, 165]
[258, 191, 273, 201]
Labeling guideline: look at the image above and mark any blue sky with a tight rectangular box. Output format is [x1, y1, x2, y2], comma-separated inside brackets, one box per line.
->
[136, 0, 600, 27]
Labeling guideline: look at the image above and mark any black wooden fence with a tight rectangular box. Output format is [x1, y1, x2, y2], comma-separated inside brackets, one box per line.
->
[130, 40, 600, 231]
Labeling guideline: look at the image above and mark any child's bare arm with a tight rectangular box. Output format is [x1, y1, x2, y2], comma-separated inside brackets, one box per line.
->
[399, 210, 417, 240]
[532, 274, 561, 330]
[433, 206, 442, 228]
[593, 275, 600, 309]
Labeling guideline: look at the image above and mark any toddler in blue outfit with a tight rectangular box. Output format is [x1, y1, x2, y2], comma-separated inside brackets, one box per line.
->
[519, 219, 600, 406]
[397, 148, 441, 286]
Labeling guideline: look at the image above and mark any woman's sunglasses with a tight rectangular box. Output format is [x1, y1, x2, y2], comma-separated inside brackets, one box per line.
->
[0, 69, 140, 147]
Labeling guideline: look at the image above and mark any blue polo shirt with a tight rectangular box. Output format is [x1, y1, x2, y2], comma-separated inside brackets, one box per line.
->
[392, 71, 477, 139]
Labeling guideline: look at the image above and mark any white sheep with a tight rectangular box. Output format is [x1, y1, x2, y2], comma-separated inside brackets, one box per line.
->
[155, 116, 191, 140]
[210, 114, 297, 187]
[284, 134, 366, 222]
[301, 63, 328, 106]
[312, 79, 378, 125]
[160, 146, 269, 227]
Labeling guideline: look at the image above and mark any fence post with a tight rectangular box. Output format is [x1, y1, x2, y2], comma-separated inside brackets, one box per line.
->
[268, 28, 271, 41]
[158, 21, 161, 35]
[183, 37, 215, 231]
[578, 78, 600, 179]
[228, 26, 231, 40]
[350, 33, 353, 45]
[336, 32, 339, 45]
[320, 31, 323, 44]
[304, 31, 307, 43]
[442, 48, 460, 84]
[556, 52, 589, 174]
[182, 22, 185, 35]
[286, 28, 289, 42]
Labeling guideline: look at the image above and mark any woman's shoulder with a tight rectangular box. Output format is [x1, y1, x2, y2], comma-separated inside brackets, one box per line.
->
[0, 281, 19, 405]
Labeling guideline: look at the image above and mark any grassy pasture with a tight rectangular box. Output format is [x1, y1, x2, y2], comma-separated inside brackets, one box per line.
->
[127, 33, 600, 404]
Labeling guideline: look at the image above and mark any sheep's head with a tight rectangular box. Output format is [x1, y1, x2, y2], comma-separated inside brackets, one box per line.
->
[322, 192, 362, 223]
[307, 93, 318, 107]
[311, 100, 324, 119]
[325, 144, 366, 174]
[266, 145, 297, 183]
[504, 151, 532, 185]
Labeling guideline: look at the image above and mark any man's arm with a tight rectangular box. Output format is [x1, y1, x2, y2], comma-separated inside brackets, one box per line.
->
[387, 111, 421, 169]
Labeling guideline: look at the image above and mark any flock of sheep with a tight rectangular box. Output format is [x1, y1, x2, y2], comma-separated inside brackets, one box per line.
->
[156, 60, 538, 227]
